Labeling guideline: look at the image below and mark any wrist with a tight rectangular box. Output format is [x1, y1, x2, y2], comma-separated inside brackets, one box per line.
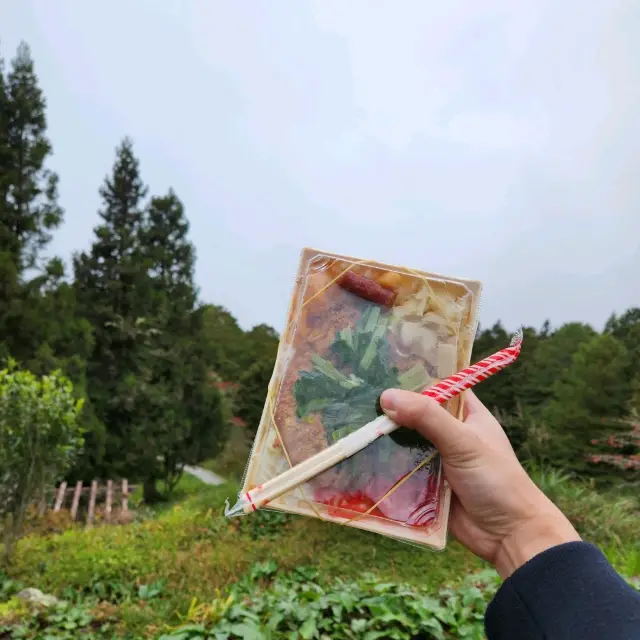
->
[494, 501, 581, 579]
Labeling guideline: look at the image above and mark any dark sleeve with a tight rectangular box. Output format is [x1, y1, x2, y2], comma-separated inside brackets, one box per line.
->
[485, 541, 640, 640]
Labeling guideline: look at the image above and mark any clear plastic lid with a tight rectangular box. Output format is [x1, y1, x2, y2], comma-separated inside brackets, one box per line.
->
[239, 249, 481, 550]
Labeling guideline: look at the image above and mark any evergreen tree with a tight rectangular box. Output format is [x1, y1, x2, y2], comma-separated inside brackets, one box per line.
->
[542, 333, 631, 474]
[159, 306, 229, 488]
[605, 307, 640, 377]
[0, 43, 65, 364]
[200, 304, 254, 381]
[232, 324, 279, 438]
[135, 191, 227, 500]
[244, 324, 279, 363]
[0, 42, 90, 396]
[0, 43, 62, 272]
[73, 138, 151, 478]
[237, 357, 274, 437]
[523, 322, 596, 410]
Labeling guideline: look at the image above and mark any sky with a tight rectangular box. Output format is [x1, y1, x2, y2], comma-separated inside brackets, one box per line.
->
[2, 1, 639, 333]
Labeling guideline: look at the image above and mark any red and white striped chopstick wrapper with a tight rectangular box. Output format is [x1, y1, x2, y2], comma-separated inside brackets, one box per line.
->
[225, 330, 523, 518]
[422, 328, 523, 403]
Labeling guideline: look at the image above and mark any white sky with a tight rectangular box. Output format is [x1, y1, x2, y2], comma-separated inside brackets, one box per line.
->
[2, 1, 639, 332]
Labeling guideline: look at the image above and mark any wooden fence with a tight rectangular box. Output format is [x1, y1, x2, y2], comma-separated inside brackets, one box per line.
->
[47, 479, 136, 526]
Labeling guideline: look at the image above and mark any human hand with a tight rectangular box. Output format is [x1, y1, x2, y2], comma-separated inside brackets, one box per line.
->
[380, 388, 580, 578]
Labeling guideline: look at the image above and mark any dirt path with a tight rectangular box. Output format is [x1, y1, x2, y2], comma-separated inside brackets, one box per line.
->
[183, 465, 225, 486]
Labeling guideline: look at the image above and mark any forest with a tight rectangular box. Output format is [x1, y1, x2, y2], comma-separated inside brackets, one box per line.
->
[0, 42, 278, 507]
[1, 40, 638, 513]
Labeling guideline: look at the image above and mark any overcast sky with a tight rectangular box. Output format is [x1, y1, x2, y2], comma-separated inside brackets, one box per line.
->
[2, 1, 639, 333]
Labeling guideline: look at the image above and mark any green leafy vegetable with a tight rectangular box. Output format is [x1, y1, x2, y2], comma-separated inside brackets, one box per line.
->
[293, 303, 432, 455]
[311, 353, 360, 388]
[294, 371, 345, 419]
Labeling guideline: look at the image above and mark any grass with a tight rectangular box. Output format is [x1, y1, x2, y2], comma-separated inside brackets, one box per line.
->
[7, 478, 484, 594]
[2, 476, 483, 637]
[1, 467, 638, 638]
[528, 466, 639, 550]
[127, 473, 210, 518]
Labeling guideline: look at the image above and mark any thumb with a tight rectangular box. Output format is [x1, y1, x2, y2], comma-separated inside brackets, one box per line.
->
[380, 388, 469, 458]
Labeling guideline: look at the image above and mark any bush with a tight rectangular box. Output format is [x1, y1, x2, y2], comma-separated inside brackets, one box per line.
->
[0, 361, 84, 564]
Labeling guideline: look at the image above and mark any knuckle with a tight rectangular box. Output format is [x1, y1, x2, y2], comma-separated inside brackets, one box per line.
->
[405, 395, 439, 427]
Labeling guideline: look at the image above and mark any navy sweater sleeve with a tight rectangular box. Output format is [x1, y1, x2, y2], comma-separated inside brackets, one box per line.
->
[485, 542, 640, 639]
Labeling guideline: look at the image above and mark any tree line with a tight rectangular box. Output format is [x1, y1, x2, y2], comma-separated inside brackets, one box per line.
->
[472, 317, 639, 483]
[0, 43, 277, 503]
[1, 41, 638, 509]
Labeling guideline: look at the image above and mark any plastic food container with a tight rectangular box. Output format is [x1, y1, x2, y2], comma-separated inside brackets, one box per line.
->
[237, 248, 482, 550]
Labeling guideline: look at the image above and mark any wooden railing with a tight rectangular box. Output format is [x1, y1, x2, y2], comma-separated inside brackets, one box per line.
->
[48, 479, 135, 526]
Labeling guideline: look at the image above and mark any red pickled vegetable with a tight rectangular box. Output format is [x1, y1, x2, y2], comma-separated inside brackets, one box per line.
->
[313, 463, 441, 528]
[314, 489, 385, 519]
[338, 271, 396, 306]
[334, 497, 384, 519]
[363, 467, 439, 527]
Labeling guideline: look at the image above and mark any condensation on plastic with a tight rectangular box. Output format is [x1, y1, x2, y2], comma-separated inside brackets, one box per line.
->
[237, 249, 482, 551]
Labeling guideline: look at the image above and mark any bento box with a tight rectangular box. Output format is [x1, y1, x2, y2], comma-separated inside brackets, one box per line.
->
[236, 248, 481, 550]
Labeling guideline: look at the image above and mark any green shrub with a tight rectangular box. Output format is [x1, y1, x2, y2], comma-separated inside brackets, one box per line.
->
[0, 361, 84, 564]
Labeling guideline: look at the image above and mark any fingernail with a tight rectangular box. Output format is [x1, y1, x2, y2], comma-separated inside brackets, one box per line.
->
[380, 389, 401, 420]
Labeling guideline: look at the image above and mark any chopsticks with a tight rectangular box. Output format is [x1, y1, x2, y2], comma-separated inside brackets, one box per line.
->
[225, 331, 522, 518]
